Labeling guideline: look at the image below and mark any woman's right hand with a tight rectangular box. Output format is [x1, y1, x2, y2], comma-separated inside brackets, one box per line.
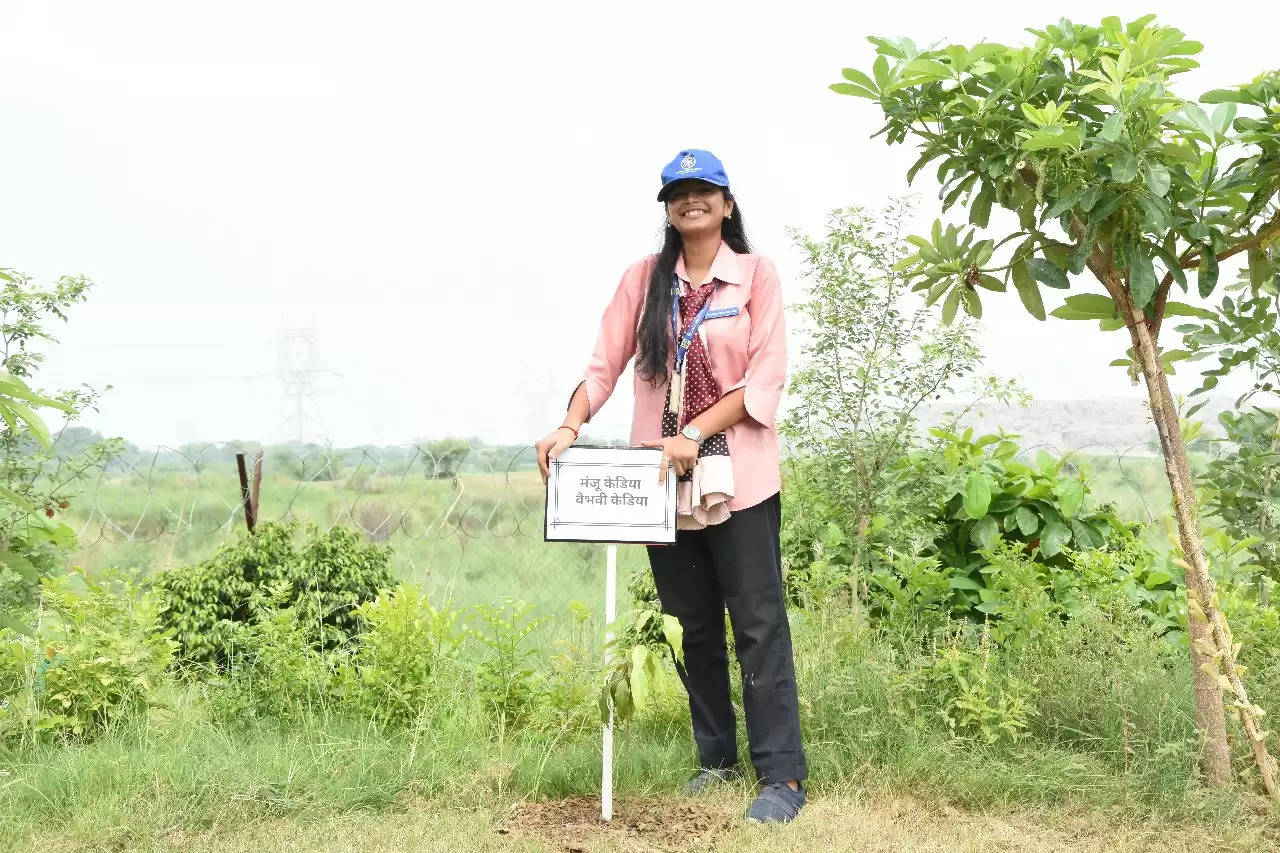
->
[535, 427, 577, 484]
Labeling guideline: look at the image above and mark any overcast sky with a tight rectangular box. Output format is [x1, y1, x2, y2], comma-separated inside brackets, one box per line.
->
[2, 1, 1276, 449]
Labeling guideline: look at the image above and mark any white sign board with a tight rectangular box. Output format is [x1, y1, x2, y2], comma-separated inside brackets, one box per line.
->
[544, 445, 677, 544]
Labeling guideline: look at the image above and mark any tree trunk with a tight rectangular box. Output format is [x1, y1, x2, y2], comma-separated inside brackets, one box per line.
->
[1125, 315, 1233, 785]
[1126, 310, 1279, 797]
[850, 513, 871, 622]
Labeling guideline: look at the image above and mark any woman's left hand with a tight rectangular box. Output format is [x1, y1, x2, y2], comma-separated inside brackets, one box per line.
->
[639, 436, 699, 484]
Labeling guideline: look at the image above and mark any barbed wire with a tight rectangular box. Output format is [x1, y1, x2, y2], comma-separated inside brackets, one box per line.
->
[59, 433, 1174, 567]
[67, 442, 547, 552]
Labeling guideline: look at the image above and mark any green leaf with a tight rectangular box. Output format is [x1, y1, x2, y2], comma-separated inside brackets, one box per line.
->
[948, 576, 983, 591]
[1212, 102, 1237, 136]
[1055, 293, 1117, 319]
[1163, 301, 1215, 320]
[1069, 519, 1105, 549]
[0, 549, 38, 582]
[963, 473, 992, 519]
[662, 614, 684, 667]
[1038, 521, 1071, 558]
[969, 184, 994, 227]
[971, 515, 999, 551]
[1141, 162, 1170, 197]
[612, 676, 633, 720]
[1200, 88, 1251, 104]
[630, 646, 650, 710]
[959, 286, 982, 319]
[1144, 568, 1173, 589]
[1099, 112, 1124, 142]
[1128, 244, 1157, 308]
[1249, 247, 1273, 290]
[830, 82, 877, 98]
[1150, 244, 1187, 292]
[1027, 257, 1069, 289]
[1015, 506, 1039, 536]
[1198, 248, 1219, 298]
[1, 399, 51, 449]
[1011, 259, 1046, 320]
[840, 67, 877, 91]
[942, 286, 961, 325]
[1053, 478, 1085, 518]
[1111, 154, 1139, 183]
[1182, 103, 1214, 138]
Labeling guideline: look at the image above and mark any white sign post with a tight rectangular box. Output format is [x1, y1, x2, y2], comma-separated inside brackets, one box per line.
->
[545, 445, 677, 821]
[602, 542, 617, 821]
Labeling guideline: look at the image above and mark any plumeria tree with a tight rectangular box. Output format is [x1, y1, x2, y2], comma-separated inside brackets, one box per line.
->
[833, 15, 1280, 793]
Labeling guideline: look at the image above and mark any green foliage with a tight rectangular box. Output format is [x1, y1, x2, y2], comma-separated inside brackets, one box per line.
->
[205, 595, 337, 724]
[424, 438, 471, 478]
[0, 568, 174, 743]
[0, 268, 123, 617]
[923, 427, 1143, 618]
[268, 448, 345, 482]
[780, 202, 985, 604]
[904, 635, 1037, 745]
[155, 522, 394, 668]
[340, 584, 466, 727]
[834, 17, 1280, 339]
[1200, 409, 1280, 584]
[1179, 266, 1280, 412]
[587, 568, 683, 726]
[469, 598, 550, 732]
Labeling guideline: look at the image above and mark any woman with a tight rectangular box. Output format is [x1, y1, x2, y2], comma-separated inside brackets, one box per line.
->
[535, 149, 807, 824]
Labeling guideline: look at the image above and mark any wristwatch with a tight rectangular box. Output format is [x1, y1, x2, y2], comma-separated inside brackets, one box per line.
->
[680, 423, 704, 446]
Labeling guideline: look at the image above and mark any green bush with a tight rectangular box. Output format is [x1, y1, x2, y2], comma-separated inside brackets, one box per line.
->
[470, 598, 550, 734]
[204, 593, 339, 724]
[339, 583, 466, 727]
[155, 522, 393, 668]
[1, 568, 174, 743]
[924, 428, 1141, 609]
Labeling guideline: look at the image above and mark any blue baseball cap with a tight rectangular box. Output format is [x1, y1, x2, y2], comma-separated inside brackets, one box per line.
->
[657, 149, 730, 201]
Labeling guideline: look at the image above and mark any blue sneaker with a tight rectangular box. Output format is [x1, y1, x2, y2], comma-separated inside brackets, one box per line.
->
[683, 766, 742, 795]
[746, 781, 805, 823]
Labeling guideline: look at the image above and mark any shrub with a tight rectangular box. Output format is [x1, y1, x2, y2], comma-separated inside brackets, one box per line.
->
[205, 592, 338, 724]
[470, 598, 549, 734]
[155, 522, 393, 668]
[1, 568, 174, 743]
[905, 635, 1038, 746]
[339, 583, 466, 727]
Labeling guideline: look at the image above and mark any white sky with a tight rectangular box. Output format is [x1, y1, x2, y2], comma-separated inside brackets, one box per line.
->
[1, 1, 1276, 449]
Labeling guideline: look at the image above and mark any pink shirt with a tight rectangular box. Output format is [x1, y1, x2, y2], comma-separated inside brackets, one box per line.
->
[576, 240, 786, 513]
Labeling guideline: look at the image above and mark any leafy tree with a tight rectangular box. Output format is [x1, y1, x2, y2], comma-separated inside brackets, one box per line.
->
[1200, 409, 1280, 597]
[780, 201, 985, 610]
[424, 438, 470, 479]
[834, 15, 1280, 791]
[1, 268, 123, 620]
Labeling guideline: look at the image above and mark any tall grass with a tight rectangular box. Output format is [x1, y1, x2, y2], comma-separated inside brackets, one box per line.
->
[3, 592, 1269, 850]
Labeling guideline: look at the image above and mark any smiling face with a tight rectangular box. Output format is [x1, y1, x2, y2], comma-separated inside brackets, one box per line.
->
[663, 181, 733, 238]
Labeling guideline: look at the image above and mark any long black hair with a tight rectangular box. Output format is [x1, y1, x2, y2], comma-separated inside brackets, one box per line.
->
[636, 190, 751, 386]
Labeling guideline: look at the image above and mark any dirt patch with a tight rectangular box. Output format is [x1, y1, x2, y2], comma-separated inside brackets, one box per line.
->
[499, 796, 734, 852]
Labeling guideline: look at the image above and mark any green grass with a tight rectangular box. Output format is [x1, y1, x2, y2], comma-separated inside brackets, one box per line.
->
[7, 454, 1275, 850]
[4, 604, 1276, 850]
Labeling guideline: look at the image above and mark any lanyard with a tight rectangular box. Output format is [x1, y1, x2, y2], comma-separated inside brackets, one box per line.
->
[670, 274, 718, 374]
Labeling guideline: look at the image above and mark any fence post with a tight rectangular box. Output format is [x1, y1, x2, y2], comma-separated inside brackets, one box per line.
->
[236, 452, 258, 533]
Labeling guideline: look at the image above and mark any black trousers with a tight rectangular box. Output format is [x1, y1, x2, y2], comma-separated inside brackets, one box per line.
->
[646, 492, 808, 784]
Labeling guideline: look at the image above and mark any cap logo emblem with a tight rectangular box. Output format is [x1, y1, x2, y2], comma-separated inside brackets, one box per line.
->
[678, 153, 697, 172]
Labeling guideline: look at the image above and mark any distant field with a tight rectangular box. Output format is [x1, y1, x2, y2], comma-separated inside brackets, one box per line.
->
[66, 465, 649, 642]
[63, 446, 1178, 639]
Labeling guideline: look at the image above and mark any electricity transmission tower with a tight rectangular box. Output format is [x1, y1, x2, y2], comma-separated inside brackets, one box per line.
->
[274, 325, 338, 445]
